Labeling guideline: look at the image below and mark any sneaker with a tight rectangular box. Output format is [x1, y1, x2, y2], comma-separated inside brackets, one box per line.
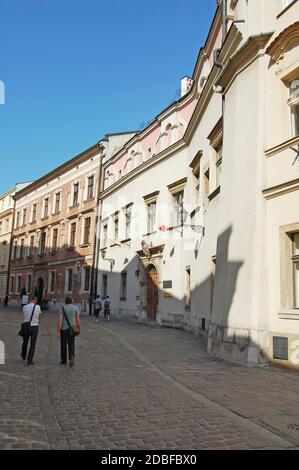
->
[60, 361, 66, 365]
[21, 354, 26, 361]
[27, 361, 34, 366]
[69, 357, 75, 367]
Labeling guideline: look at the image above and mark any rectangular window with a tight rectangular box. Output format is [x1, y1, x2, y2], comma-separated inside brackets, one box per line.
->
[22, 208, 26, 226]
[120, 272, 127, 300]
[67, 269, 73, 292]
[114, 216, 119, 241]
[19, 239, 25, 259]
[289, 80, 299, 137]
[44, 198, 49, 218]
[194, 168, 200, 205]
[215, 143, 223, 188]
[84, 267, 91, 291]
[54, 193, 60, 213]
[40, 232, 46, 255]
[10, 275, 15, 294]
[16, 212, 20, 229]
[101, 274, 108, 299]
[0, 222, 2, 235]
[147, 202, 156, 233]
[70, 222, 76, 247]
[204, 169, 210, 211]
[52, 228, 58, 251]
[13, 240, 18, 259]
[125, 207, 132, 239]
[87, 175, 94, 199]
[27, 274, 32, 293]
[102, 224, 108, 248]
[29, 235, 35, 257]
[49, 271, 56, 293]
[32, 204, 37, 223]
[84, 217, 91, 244]
[16, 275, 21, 294]
[73, 183, 79, 206]
[172, 191, 184, 227]
[185, 267, 191, 310]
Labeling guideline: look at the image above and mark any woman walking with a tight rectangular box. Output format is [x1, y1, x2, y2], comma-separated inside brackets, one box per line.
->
[57, 297, 80, 367]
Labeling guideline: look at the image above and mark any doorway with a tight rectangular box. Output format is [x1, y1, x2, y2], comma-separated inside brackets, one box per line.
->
[147, 265, 158, 320]
[36, 277, 44, 305]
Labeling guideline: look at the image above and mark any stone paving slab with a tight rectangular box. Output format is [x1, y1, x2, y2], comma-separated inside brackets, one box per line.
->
[0, 307, 298, 450]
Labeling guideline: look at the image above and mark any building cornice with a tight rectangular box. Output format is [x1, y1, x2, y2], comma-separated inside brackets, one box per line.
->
[216, 33, 273, 93]
[0, 207, 14, 219]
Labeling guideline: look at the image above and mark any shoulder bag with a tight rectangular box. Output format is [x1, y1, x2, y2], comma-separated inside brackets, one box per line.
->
[62, 307, 80, 337]
[18, 305, 36, 337]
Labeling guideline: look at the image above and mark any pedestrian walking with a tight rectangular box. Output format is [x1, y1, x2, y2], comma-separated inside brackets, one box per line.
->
[21, 295, 41, 366]
[103, 295, 111, 321]
[57, 297, 80, 367]
[94, 295, 102, 321]
[3, 294, 8, 308]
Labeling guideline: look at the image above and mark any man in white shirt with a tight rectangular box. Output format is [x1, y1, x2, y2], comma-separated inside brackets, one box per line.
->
[21, 295, 41, 365]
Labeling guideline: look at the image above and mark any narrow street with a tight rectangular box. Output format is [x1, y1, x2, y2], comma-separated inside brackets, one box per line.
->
[0, 307, 299, 450]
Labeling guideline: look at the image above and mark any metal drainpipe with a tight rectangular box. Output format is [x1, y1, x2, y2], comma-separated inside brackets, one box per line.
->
[5, 194, 16, 299]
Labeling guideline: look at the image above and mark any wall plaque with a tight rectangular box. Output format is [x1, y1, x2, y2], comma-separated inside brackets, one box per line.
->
[163, 280, 172, 289]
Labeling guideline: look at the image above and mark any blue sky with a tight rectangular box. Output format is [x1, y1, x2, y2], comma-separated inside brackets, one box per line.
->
[0, 0, 216, 195]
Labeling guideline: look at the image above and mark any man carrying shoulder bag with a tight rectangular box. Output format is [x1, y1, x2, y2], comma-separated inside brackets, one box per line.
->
[57, 296, 80, 367]
[20, 295, 41, 366]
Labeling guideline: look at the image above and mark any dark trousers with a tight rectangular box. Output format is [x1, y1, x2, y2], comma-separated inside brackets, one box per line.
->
[60, 329, 75, 363]
[22, 326, 39, 362]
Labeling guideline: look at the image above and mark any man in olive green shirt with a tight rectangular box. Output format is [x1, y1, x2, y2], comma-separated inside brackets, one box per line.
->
[57, 297, 81, 367]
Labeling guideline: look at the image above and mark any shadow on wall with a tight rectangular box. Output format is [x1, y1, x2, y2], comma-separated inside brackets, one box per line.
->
[95, 225, 269, 366]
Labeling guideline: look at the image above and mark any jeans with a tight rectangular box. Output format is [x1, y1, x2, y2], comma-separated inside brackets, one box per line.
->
[60, 329, 75, 363]
[21, 326, 39, 362]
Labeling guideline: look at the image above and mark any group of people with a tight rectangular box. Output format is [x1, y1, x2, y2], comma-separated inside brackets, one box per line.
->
[20, 294, 111, 367]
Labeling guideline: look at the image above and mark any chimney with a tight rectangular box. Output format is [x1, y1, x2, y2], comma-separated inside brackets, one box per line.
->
[181, 76, 194, 98]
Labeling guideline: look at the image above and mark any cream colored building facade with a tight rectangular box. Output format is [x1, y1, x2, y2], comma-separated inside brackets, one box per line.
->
[96, 0, 299, 370]
[0, 184, 29, 301]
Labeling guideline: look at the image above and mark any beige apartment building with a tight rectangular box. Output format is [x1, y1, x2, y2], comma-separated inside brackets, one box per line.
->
[9, 133, 135, 313]
[0, 184, 29, 302]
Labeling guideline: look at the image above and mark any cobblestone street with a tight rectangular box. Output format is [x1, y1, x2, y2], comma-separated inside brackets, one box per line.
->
[1, 307, 299, 450]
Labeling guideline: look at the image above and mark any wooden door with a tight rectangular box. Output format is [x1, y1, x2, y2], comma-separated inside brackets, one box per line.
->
[147, 266, 158, 320]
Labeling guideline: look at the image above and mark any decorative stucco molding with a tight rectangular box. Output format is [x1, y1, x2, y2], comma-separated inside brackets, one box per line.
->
[266, 21, 299, 63]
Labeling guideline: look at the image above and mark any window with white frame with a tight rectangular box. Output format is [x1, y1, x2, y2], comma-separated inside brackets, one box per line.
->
[291, 232, 299, 308]
[172, 191, 184, 227]
[54, 192, 61, 214]
[83, 217, 91, 245]
[29, 235, 35, 257]
[73, 183, 79, 206]
[87, 175, 94, 199]
[146, 202, 156, 233]
[113, 215, 119, 241]
[15, 211, 20, 229]
[125, 206, 132, 239]
[102, 223, 108, 248]
[120, 272, 127, 300]
[16, 275, 22, 294]
[31, 203, 37, 223]
[289, 79, 299, 137]
[49, 271, 56, 293]
[215, 143, 223, 188]
[22, 208, 27, 226]
[52, 228, 58, 251]
[27, 274, 32, 293]
[9, 275, 15, 294]
[83, 266, 91, 292]
[13, 240, 18, 259]
[19, 239, 25, 259]
[66, 268, 73, 292]
[70, 222, 76, 247]
[40, 231, 46, 255]
[0, 222, 2, 235]
[43, 198, 49, 218]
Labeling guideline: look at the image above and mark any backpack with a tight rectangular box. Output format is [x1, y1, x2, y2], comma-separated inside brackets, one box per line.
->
[104, 300, 110, 309]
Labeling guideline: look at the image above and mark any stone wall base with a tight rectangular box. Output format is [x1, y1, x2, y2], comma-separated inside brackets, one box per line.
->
[208, 322, 269, 367]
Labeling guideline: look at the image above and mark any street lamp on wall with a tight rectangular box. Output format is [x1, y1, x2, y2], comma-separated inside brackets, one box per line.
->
[101, 248, 115, 271]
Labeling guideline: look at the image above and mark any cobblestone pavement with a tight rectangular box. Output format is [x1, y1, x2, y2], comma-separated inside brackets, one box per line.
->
[0, 307, 299, 450]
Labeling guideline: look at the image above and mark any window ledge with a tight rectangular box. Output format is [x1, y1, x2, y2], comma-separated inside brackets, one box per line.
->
[208, 186, 221, 201]
[80, 243, 91, 248]
[69, 204, 79, 210]
[110, 242, 120, 247]
[30, 220, 37, 225]
[278, 309, 299, 320]
[83, 197, 95, 203]
[49, 250, 58, 255]
[142, 231, 157, 237]
[41, 216, 49, 221]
